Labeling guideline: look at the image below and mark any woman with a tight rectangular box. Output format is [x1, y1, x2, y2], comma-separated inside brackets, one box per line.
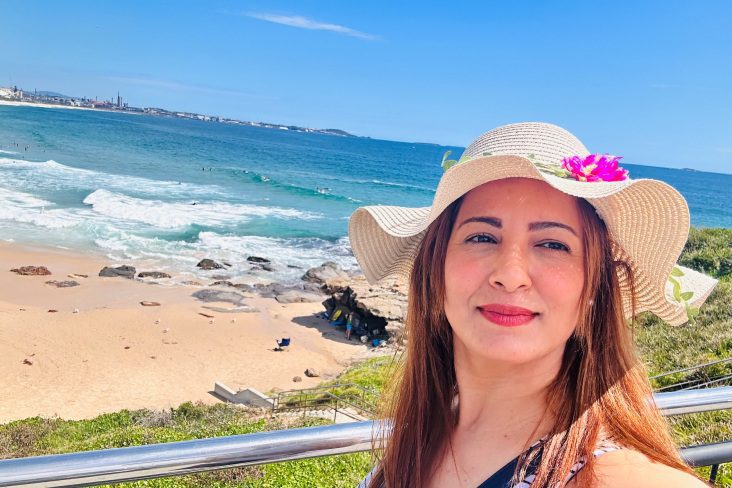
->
[348, 123, 718, 487]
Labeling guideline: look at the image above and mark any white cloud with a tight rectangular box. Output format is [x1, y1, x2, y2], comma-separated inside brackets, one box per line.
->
[107, 76, 258, 98]
[245, 12, 378, 41]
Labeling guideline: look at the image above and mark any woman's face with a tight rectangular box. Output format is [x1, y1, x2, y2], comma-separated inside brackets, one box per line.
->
[444, 178, 585, 367]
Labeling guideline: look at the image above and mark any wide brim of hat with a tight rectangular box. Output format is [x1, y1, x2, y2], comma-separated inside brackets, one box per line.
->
[348, 154, 718, 326]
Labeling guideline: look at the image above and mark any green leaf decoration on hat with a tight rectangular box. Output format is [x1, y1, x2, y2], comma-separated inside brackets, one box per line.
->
[527, 154, 572, 179]
[668, 266, 700, 325]
[441, 151, 473, 172]
[441, 151, 458, 171]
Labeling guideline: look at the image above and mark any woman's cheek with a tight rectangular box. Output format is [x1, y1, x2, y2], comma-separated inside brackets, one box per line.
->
[536, 263, 584, 321]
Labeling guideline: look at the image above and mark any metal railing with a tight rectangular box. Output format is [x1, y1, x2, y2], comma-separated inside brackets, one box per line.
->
[0, 422, 382, 487]
[655, 386, 732, 415]
[271, 383, 377, 421]
[1, 387, 731, 487]
[652, 357, 732, 391]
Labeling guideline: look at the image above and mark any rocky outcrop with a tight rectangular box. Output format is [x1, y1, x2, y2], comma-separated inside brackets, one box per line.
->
[246, 256, 271, 263]
[321, 271, 408, 343]
[275, 290, 323, 303]
[192, 289, 246, 305]
[196, 259, 225, 270]
[302, 261, 350, 285]
[45, 280, 80, 288]
[201, 304, 259, 313]
[99, 265, 136, 279]
[209, 280, 235, 288]
[138, 271, 172, 279]
[234, 282, 324, 301]
[11, 266, 51, 276]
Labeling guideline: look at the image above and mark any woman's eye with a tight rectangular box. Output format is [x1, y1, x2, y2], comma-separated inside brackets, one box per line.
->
[466, 234, 496, 244]
[539, 241, 570, 252]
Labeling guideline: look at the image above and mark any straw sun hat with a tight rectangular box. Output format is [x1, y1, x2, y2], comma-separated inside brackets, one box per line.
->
[348, 122, 718, 326]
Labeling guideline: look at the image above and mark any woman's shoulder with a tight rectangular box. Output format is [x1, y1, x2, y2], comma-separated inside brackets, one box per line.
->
[583, 448, 708, 488]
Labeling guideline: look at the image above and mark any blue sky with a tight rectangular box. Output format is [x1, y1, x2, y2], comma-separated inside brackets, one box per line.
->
[1, 0, 731, 173]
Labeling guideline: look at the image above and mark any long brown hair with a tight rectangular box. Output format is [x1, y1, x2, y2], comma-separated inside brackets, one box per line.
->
[368, 193, 697, 487]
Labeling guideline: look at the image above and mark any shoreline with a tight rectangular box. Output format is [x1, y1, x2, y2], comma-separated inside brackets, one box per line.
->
[0, 241, 374, 423]
[0, 99, 140, 115]
[1, 99, 103, 112]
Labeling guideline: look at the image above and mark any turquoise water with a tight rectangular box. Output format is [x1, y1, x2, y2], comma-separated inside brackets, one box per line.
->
[0, 105, 729, 284]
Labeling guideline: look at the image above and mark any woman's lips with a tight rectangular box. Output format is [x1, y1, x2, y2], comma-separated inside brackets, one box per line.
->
[478, 304, 538, 327]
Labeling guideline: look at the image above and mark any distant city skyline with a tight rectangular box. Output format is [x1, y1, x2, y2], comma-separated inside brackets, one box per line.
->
[1, 1, 731, 173]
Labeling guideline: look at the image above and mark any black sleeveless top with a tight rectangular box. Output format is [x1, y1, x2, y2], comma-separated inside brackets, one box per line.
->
[476, 454, 525, 487]
[357, 440, 619, 487]
[476, 442, 542, 488]
[478, 440, 620, 487]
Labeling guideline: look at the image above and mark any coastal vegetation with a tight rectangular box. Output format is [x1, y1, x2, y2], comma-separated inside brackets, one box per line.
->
[1, 228, 730, 486]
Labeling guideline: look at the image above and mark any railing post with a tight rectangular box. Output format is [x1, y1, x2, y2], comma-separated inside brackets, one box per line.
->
[709, 464, 719, 484]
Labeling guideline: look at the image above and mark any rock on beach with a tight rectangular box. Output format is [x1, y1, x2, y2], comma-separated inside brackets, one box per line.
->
[45, 280, 80, 288]
[274, 290, 323, 303]
[138, 271, 172, 279]
[246, 256, 271, 263]
[11, 266, 51, 276]
[196, 259, 225, 270]
[301, 261, 350, 285]
[320, 267, 408, 344]
[192, 289, 246, 305]
[99, 265, 136, 279]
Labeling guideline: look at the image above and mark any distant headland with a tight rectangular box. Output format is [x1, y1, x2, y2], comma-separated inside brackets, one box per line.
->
[0, 85, 355, 138]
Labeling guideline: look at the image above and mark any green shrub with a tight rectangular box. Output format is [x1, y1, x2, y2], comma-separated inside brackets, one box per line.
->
[680, 228, 732, 278]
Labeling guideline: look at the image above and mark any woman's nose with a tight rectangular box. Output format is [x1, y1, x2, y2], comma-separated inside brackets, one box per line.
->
[487, 247, 532, 293]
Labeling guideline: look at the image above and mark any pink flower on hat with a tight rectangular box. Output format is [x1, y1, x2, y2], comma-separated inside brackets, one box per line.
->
[561, 154, 629, 182]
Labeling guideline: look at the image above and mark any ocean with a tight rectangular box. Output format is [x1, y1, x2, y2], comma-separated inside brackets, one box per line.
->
[0, 104, 729, 285]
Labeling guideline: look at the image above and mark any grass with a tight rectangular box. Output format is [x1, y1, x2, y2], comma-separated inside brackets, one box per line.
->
[0, 403, 373, 487]
[1, 228, 730, 486]
[636, 228, 732, 486]
[635, 228, 732, 392]
[273, 355, 396, 414]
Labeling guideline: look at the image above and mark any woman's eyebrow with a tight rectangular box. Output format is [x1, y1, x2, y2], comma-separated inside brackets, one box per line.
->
[457, 216, 502, 229]
[528, 221, 578, 236]
[457, 216, 578, 237]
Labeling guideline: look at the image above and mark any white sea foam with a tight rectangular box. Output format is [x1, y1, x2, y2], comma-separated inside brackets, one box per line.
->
[369, 179, 435, 192]
[0, 158, 88, 172]
[83, 189, 322, 229]
[0, 157, 230, 199]
[0, 156, 350, 281]
[0, 186, 84, 229]
[283, 169, 435, 193]
[92, 230, 356, 284]
[0, 150, 19, 155]
[197, 232, 356, 270]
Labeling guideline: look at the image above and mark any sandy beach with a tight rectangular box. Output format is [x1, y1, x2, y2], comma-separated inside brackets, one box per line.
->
[0, 242, 372, 423]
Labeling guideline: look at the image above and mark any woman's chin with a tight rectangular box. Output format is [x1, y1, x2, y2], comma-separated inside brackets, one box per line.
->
[456, 334, 565, 370]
